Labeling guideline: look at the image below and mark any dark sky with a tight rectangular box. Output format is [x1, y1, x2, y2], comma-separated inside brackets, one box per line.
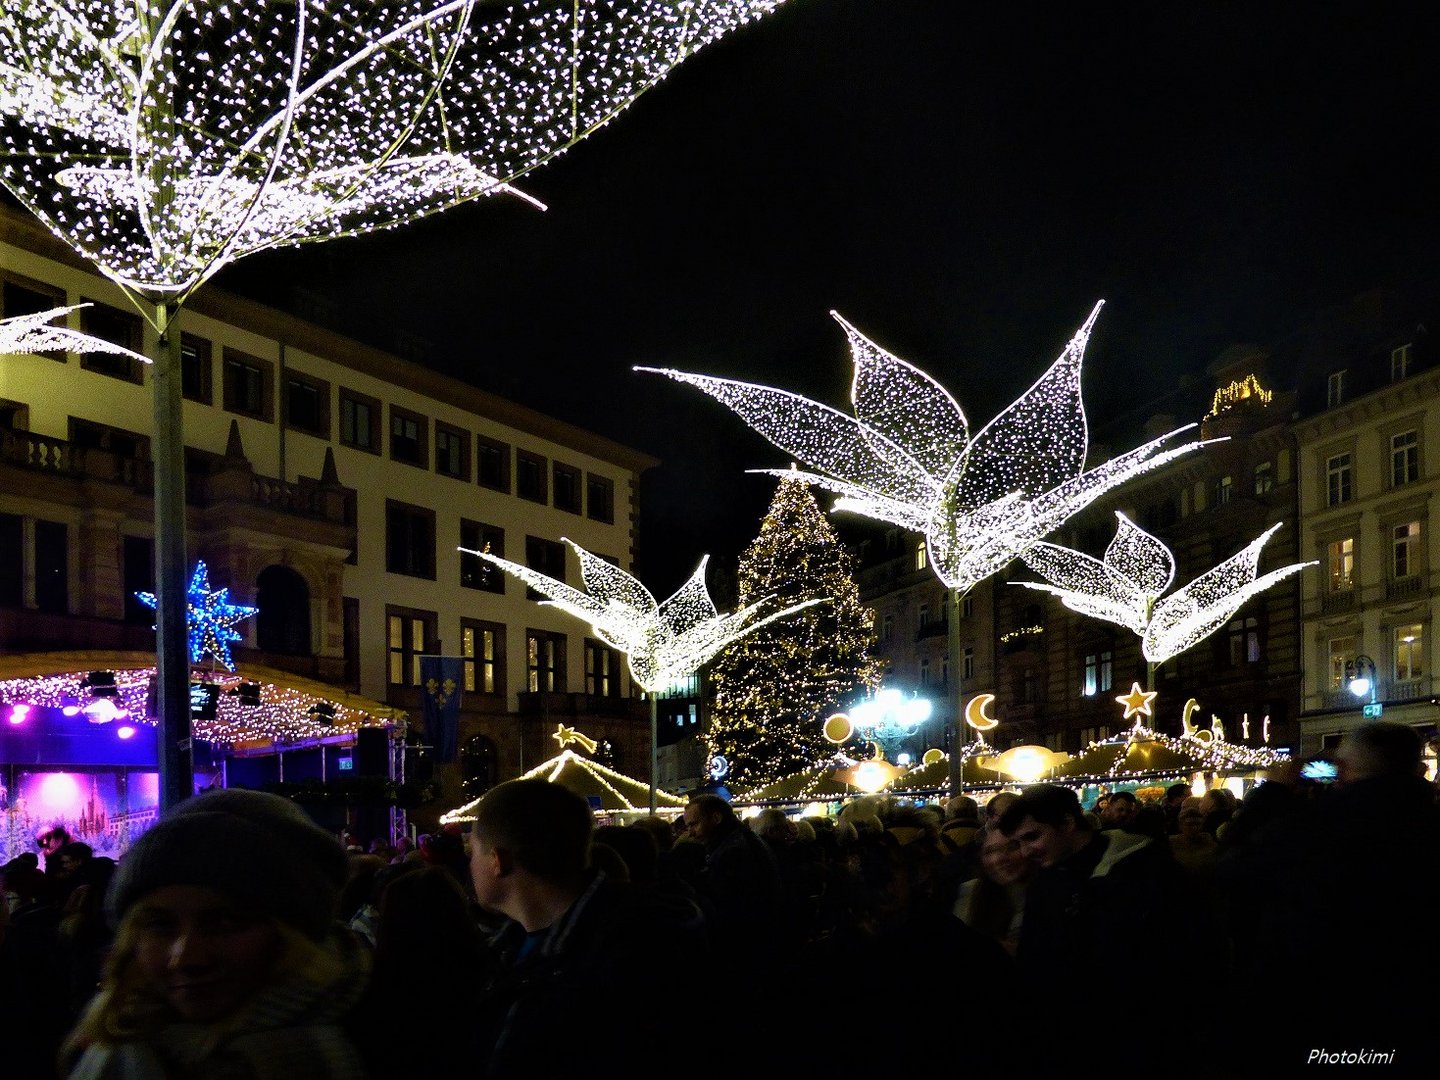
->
[217, 0, 1440, 594]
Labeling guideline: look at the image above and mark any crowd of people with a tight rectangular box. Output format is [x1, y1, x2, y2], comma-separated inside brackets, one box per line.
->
[2, 719, 1438, 1077]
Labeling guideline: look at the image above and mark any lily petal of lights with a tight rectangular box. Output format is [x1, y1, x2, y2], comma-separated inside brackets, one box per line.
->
[1017, 515, 1314, 663]
[0, 0, 794, 303]
[638, 303, 1214, 592]
[0, 304, 151, 365]
[458, 538, 826, 692]
[136, 561, 257, 671]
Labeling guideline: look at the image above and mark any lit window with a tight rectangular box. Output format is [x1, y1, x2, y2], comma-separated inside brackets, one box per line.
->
[1328, 538, 1354, 592]
[527, 630, 564, 692]
[462, 622, 502, 695]
[387, 611, 433, 686]
[1253, 462, 1273, 495]
[1328, 636, 1355, 690]
[1395, 624, 1424, 681]
[915, 542, 928, 572]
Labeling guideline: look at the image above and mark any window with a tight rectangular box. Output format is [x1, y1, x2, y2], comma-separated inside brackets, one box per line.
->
[180, 334, 212, 403]
[34, 519, 67, 613]
[962, 595, 974, 618]
[477, 437, 510, 492]
[920, 658, 931, 684]
[223, 348, 271, 420]
[517, 450, 547, 503]
[587, 473, 615, 523]
[1227, 617, 1260, 665]
[1253, 461, 1273, 496]
[1213, 475, 1234, 507]
[1327, 370, 1346, 407]
[389, 407, 427, 467]
[79, 301, 144, 381]
[1392, 344, 1413, 382]
[461, 620, 504, 696]
[0, 514, 18, 606]
[1395, 624, 1424, 682]
[1082, 650, 1113, 695]
[283, 373, 329, 437]
[69, 418, 149, 460]
[460, 520, 505, 593]
[962, 647, 974, 680]
[526, 630, 565, 692]
[0, 514, 70, 613]
[1390, 430, 1419, 487]
[2, 277, 66, 361]
[914, 542, 928, 571]
[1079, 725, 1110, 746]
[1328, 636, 1356, 690]
[525, 536, 565, 599]
[385, 501, 435, 579]
[1328, 537, 1355, 592]
[427, 422, 468, 480]
[586, 639, 620, 697]
[1326, 453, 1353, 507]
[386, 608, 435, 686]
[881, 613, 894, 643]
[339, 389, 380, 453]
[1393, 522, 1421, 579]
[122, 535, 154, 625]
[917, 603, 929, 631]
[553, 462, 582, 514]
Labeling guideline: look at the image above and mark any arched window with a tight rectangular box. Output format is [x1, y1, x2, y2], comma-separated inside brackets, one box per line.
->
[256, 565, 311, 655]
[461, 735, 499, 798]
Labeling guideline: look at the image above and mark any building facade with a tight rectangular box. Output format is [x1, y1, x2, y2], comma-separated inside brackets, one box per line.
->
[1, 207, 657, 821]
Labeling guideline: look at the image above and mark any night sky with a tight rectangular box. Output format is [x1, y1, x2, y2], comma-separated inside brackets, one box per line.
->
[217, 1, 1440, 594]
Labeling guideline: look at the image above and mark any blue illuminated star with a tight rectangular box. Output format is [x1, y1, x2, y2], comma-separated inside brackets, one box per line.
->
[137, 561, 257, 671]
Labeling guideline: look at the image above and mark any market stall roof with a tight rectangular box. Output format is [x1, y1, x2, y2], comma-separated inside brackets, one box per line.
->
[889, 747, 1015, 794]
[440, 747, 687, 822]
[733, 760, 881, 803]
[1048, 723, 1289, 785]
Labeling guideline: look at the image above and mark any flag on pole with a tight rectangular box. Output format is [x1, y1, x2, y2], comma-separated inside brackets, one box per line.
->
[419, 656, 464, 763]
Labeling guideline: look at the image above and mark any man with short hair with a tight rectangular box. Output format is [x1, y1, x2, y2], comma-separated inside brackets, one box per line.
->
[1098, 789, 1140, 831]
[468, 779, 708, 1078]
[681, 793, 785, 972]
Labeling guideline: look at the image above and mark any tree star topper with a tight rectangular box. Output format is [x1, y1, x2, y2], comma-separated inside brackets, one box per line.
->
[1015, 513, 1314, 663]
[137, 561, 257, 671]
[638, 302, 1216, 593]
[458, 538, 826, 691]
[1115, 682, 1158, 721]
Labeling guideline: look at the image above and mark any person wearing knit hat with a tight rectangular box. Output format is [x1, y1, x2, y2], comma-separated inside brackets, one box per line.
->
[60, 789, 370, 1080]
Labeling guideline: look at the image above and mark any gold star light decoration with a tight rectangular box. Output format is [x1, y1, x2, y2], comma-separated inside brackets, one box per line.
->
[639, 303, 1213, 594]
[1115, 681, 1157, 722]
[459, 538, 826, 692]
[0, 0, 795, 306]
[1015, 513, 1314, 663]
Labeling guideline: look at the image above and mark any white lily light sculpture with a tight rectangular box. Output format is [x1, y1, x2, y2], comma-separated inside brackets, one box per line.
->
[1015, 512, 1314, 666]
[639, 302, 1212, 595]
[1, 0, 793, 301]
[460, 538, 826, 810]
[0, 304, 150, 366]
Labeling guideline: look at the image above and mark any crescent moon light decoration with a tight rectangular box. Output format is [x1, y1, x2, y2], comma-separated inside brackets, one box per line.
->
[964, 693, 999, 732]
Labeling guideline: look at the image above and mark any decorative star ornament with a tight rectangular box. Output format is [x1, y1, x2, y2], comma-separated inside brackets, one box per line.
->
[553, 724, 598, 754]
[638, 303, 1214, 593]
[459, 538, 826, 691]
[0, 304, 150, 365]
[0, 0, 795, 302]
[1016, 513, 1314, 663]
[137, 561, 257, 671]
[1116, 682, 1158, 721]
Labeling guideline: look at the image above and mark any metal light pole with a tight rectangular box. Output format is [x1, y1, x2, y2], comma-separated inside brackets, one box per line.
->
[1347, 654, 1380, 716]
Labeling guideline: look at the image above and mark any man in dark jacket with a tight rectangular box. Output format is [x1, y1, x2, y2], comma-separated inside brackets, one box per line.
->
[468, 780, 710, 1079]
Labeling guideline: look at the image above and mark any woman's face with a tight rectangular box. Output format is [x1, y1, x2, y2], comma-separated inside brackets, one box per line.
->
[132, 885, 284, 1022]
[980, 830, 1027, 886]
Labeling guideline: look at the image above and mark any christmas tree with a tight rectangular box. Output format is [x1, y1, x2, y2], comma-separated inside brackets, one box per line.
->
[707, 476, 883, 789]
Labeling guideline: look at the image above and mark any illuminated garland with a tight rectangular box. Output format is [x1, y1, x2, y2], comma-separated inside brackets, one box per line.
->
[1016, 514, 1314, 663]
[136, 561, 257, 672]
[1207, 374, 1273, 418]
[0, 304, 151, 365]
[1056, 723, 1290, 783]
[0, 0, 793, 303]
[639, 303, 1212, 592]
[459, 538, 826, 692]
[440, 747, 687, 821]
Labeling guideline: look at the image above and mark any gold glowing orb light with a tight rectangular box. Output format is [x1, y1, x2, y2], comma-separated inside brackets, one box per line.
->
[1017, 513, 1313, 664]
[987, 744, 1066, 784]
[638, 303, 1213, 594]
[459, 538, 825, 692]
[835, 758, 902, 794]
[922, 748, 945, 765]
[823, 712, 855, 744]
[0, 0, 797, 305]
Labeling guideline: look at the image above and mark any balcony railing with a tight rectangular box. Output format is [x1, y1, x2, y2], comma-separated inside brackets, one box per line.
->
[1386, 575, 1424, 600]
[1320, 589, 1355, 614]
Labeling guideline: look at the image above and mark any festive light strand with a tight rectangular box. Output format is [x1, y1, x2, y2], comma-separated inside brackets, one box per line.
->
[440, 747, 687, 821]
[136, 561, 257, 671]
[0, 304, 151, 365]
[0, 0, 793, 304]
[1015, 513, 1314, 663]
[638, 302, 1215, 592]
[458, 538, 826, 691]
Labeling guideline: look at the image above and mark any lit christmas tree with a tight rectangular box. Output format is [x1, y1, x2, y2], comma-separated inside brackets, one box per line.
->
[707, 475, 883, 789]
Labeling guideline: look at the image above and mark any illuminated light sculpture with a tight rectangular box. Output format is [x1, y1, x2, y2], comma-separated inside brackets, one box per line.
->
[137, 561, 258, 673]
[848, 687, 932, 763]
[0, 304, 151, 365]
[1, 0, 795, 807]
[963, 692, 999, 735]
[1015, 513, 1313, 666]
[1115, 681, 1158, 722]
[639, 302, 1214, 795]
[460, 537, 825, 811]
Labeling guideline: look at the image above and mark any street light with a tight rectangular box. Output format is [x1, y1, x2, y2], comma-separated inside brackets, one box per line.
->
[1347, 654, 1379, 712]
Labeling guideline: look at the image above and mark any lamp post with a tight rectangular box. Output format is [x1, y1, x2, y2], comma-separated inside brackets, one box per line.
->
[1347, 654, 1380, 716]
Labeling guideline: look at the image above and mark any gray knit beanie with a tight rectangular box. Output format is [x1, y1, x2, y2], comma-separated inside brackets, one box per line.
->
[107, 788, 348, 941]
